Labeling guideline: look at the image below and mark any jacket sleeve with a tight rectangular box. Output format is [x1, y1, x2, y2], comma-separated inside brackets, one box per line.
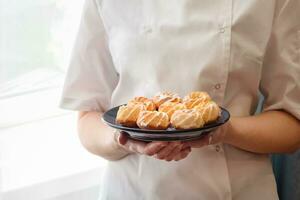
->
[60, 0, 118, 112]
[260, 0, 300, 119]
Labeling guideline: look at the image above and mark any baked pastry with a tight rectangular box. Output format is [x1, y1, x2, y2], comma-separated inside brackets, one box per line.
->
[152, 92, 181, 108]
[193, 101, 221, 123]
[137, 111, 170, 130]
[116, 104, 145, 127]
[170, 109, 204, 129]
[183, 92, 211, 109]
[128, 96, 156, 111]
[183, 91, 211, 101]
[158, 102, 186, 119]
[183, 98, 210, 109]
[115, 91, 220, 130]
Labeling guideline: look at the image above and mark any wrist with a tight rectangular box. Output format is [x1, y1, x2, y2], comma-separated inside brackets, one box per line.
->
[223, 117, 237, 145]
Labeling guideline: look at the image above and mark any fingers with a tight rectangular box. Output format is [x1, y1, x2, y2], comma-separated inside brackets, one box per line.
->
[155, 142, 182, 160]
[117, 131, 193, 162]
[118, 131, 129, 145]
[125, 139, 148, 154]
[164, 145, 183, 161]
[173, 147, 191, 161]
[184, 135, 210, 148]
[118, 132, 148, 154]
[153, 142, 193, 162]
[144, 142, 168, 156]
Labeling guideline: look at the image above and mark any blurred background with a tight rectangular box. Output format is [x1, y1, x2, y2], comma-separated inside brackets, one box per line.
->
[0, 0, 106, 199]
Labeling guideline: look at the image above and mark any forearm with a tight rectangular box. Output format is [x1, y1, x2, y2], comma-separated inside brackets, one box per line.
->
[224, 110, 300, 154]
[78, 111, 130, 161]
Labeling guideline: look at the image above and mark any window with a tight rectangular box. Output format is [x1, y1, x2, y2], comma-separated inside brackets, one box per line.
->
[0, 2, 105, 199]
[0, 0, 84, 127]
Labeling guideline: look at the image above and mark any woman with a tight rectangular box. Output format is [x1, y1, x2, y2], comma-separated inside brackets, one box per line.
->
[60, 0, 300, 199]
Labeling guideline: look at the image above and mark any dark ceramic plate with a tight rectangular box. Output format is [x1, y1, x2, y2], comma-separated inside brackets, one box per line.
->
[102, 105, 230, 141]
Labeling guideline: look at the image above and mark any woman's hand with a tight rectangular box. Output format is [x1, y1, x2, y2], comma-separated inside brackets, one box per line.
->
[116, 120, 231, 162]
[183, 120, 231, 148]
[117, 132, 192, 161]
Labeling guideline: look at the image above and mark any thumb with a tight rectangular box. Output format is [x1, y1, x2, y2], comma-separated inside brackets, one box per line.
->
[118, 131, 129, 145]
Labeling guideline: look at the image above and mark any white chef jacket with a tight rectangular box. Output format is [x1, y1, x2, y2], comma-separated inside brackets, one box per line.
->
[60, 0, 300, 199]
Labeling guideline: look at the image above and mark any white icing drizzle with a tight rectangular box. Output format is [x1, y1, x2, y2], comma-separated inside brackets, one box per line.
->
[137, 111, 168, 128]
[171, 109, 203, 129]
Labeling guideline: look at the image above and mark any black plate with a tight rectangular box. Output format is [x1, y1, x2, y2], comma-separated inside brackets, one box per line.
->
[102, 105, 230, 141]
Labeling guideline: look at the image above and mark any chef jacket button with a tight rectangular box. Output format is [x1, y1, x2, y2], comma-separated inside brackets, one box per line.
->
[214, 83, 221, 90]
[215, 145, 221, 152]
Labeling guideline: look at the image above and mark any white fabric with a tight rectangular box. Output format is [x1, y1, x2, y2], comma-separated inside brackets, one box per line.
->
[60, 0, 300, 199]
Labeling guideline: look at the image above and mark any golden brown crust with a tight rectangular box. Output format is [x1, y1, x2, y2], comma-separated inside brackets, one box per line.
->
[183, 91, 211, 109]
[137, 110, 170, 130]
[158, 102, 186, 119]
[152, 92, 182, 108]
[128, 96, 156, 111]
[116, 104, 145, 127]
[118, 120, 138, 128]
[116, 91, 220, 130]
[183, 91, 211, 101]
[183, 98, 210, 109]
[170, 109, 204, 129]
[193, 101, 221, 123]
